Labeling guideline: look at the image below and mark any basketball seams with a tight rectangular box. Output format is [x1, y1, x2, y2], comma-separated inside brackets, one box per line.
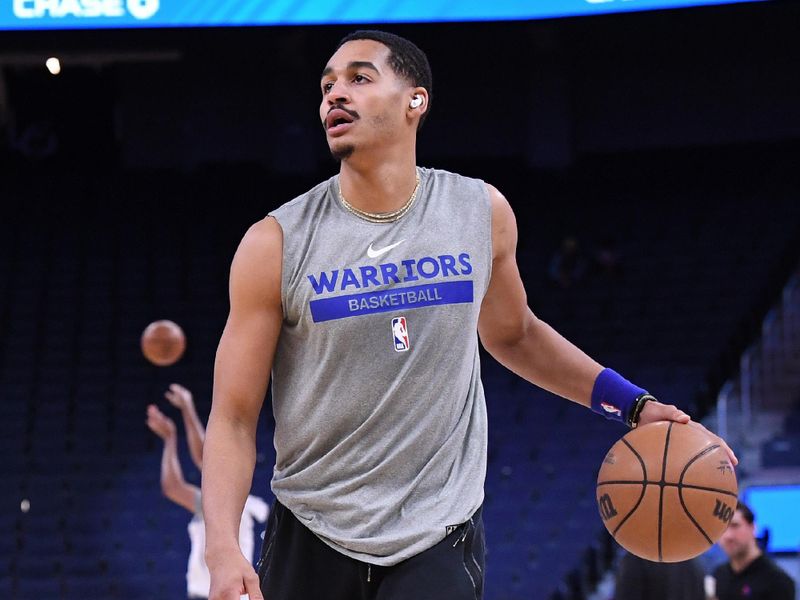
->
[606, 438, 648, 538]
[678, 444, 721, 481]
[677, 487, 714, 546]
[621, 438, 647, 478]
[679, 484, 737, 498]
[676, 442, 730, 547]
[597, 481, 738, 498]
[660, 424, 673, 483]
[597, 480, 653, 486]
[610, 485, 648, 538]
[677, 444, 736, 500]
[657, 423, 674, 562]
[598, 423, 738, 563]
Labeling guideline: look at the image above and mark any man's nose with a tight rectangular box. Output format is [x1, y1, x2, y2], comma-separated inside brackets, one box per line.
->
[326, 81, 350, 105]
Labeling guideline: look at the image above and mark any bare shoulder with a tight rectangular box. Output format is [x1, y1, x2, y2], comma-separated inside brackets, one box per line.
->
[232, 217, 283, 271]
[485, 182, 511, 207]
[230, 216, 283, 304]
[484, 182, 517, 258]
[238, 216, 283, 257]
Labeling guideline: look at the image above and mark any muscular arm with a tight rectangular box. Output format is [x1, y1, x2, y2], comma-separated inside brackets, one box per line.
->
[478, 185, 602, 406]
[476, 185, 715, 442]
[201, 217, 283, 599]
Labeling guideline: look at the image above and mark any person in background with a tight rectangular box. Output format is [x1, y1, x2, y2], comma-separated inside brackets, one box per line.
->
[548, 235, 587, 288]
[146, 384, 268, 600]
[711, 501, 795, 600]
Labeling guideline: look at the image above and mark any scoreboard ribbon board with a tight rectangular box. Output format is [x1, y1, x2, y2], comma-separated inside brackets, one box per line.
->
[1, 0, 766, 31]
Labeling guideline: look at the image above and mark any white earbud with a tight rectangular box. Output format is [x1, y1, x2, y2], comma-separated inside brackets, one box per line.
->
[410, 96, 423, 109]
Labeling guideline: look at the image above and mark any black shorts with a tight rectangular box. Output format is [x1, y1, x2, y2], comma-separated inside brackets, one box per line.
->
[257, 502, 485, 600]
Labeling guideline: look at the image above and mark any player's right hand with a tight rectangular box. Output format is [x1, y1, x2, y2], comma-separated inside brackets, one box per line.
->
[207, 551, 264, 600]
[145, 404, 176, 440]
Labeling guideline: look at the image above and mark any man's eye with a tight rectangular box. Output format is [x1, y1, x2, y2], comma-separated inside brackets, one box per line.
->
[322, 82, 334, 93]
[353, 74, 368, 83]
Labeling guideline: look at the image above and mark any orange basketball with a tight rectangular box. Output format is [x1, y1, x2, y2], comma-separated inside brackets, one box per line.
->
[141, 320, 186, 367]
[596, 421, 738, 562]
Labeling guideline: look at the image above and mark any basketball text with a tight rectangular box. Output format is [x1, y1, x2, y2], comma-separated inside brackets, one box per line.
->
[712, 499, 734, 523]
[598, 493, 618, 521]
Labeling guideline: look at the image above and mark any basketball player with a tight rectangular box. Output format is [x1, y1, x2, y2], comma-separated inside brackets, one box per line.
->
[146, 384, 268, 600]
[711, 502, 795, 600]
[201, 31, 738, 600]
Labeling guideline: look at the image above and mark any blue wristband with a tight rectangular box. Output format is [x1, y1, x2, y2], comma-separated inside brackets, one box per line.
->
[591, 368, 647, 424]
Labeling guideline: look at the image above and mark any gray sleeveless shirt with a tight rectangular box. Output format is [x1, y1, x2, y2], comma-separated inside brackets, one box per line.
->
[267, 167, 491, 566]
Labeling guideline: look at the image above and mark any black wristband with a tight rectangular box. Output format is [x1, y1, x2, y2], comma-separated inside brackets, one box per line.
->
[627, 393, 656, 429]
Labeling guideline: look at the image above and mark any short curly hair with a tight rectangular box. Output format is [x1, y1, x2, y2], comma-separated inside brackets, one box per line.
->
[336, 30, 433, 129]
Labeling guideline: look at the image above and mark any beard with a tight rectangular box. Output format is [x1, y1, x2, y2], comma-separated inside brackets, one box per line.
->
[330, 143, 355, 162]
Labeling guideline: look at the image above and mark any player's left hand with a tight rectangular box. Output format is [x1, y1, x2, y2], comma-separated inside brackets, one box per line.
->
[638, 400, 738, 466]
[165, 383, 194, 410]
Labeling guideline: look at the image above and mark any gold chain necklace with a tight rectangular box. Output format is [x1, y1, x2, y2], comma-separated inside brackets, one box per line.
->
[337, 170, 421, 224]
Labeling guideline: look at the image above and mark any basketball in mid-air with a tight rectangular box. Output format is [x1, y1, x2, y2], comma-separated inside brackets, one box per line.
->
[141, 320, 186, 367]
[596, 421, 738, 562]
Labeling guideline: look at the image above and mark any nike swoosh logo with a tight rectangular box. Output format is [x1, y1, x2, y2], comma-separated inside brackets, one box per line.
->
[367, 239, 406, 259]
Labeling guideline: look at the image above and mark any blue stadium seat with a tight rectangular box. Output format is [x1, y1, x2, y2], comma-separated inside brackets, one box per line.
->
[16, 576, 63, 598]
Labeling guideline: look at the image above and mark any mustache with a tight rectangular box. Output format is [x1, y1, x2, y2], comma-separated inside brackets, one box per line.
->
[325, 104, 360, 122]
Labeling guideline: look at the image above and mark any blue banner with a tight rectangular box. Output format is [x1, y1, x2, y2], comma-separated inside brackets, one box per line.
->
[310, 280, 473, 323]
[0, 0, 765, 31]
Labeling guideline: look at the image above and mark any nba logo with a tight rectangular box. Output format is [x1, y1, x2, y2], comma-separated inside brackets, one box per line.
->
[391, 317, 410, 352]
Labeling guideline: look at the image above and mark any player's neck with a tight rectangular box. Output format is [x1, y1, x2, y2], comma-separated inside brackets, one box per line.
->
[338, 151, 418, 215]
[730, 545, 762, 573]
